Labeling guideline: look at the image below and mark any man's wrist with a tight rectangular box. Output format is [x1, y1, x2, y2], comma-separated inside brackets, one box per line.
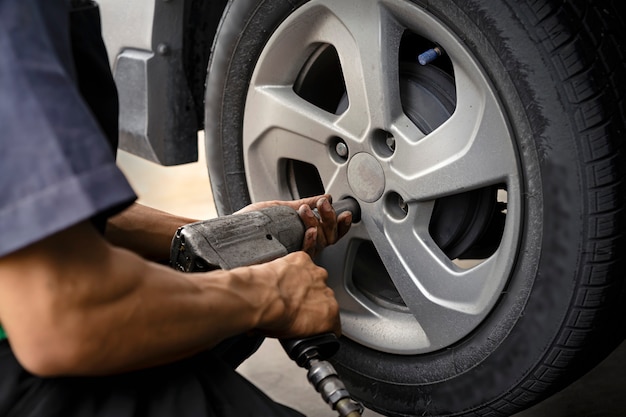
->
[105, 203, 196, 261]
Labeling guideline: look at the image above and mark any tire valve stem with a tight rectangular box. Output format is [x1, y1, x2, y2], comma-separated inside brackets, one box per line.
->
[306, 357, 364, 417]
[418, 46, 442, 66]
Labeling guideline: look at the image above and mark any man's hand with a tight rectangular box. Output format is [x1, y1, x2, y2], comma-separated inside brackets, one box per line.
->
[242, 252, 341, 339]
[236, 195, 352, 258]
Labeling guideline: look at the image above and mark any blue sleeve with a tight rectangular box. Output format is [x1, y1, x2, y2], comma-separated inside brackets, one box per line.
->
[0, 0, 137, 257]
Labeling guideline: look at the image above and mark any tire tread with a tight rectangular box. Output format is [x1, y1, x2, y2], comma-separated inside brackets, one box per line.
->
[484, 0, 626, 414]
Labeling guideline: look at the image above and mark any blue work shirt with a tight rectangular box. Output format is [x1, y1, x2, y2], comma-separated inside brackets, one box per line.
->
[0, 3, 306, 417]
[0, 0, 136, 258]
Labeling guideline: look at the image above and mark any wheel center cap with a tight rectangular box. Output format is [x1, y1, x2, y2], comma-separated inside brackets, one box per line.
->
[347, 153, 385, 203]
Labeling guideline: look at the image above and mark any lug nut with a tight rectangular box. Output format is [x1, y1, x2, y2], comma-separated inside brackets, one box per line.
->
[335, 141, 349, 158]
[385, 192, 409, 220]
[398, 196, 408, 214]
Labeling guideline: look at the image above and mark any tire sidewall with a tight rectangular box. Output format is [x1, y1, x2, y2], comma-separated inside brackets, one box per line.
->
[205, 0, 589, 415]
[205, 0, 307, 215]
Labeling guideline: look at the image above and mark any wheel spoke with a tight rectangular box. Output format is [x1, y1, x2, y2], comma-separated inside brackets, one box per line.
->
[312, 0, 405, 133]
[245, 133, 341, 199]
[353, 202, 510, 349]
[317, 224, 434, 354]
[317, 230, 368, 313]
[390, 59, 518, 201]
[243, 86, 347, 199]
[245, 85, 345, 150]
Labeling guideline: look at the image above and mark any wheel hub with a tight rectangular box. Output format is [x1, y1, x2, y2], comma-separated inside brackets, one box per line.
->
[347, 153, 385, 202]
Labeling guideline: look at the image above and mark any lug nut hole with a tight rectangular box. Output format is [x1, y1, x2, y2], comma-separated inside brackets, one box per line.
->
[385, 192, 409, 220]
[372, 129, 396, 158]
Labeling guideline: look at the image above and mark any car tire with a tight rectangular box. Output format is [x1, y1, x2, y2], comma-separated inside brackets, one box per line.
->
[205, 0, 626, 415]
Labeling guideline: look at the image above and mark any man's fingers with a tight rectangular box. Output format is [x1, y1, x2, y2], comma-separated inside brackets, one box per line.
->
[302, 227, 318, 257]
[337, 211, 352, 240]
[291, 194, 332, 210]
[298, 205, 318, 229]
[298, 205, 323, 257]
[317, 197, 338, 244]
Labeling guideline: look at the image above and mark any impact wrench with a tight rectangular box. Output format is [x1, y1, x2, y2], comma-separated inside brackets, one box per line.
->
[170, 198, 364, 417]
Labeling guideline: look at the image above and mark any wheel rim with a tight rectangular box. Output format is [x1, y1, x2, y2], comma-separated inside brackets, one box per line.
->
[242, 0, 522, 354]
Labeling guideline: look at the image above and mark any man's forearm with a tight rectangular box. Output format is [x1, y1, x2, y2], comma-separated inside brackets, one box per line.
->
[105, 203, 197, 262]
[0, 222, 267, 376]
[0, 221, 339, 377]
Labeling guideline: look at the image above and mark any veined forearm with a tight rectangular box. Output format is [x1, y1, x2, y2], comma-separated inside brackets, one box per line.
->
[0, 222, 265, 376]
[59, 248, 262, 375]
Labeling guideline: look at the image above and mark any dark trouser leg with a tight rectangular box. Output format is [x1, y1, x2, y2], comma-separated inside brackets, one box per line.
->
[1, 342, 303, 417]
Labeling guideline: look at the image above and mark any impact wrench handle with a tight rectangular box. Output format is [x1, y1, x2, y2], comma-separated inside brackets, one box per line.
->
[170, 198, 361, 272]
[170, 198, 363, 416]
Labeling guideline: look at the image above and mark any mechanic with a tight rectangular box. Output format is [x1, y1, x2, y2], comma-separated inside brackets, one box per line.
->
[0, 0, 352, 416]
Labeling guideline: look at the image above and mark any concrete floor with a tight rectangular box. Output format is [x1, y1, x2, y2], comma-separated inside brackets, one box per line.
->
[117, 135, 626, 417]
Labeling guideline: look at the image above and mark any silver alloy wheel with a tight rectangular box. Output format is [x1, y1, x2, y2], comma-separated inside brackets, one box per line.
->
[242, 0, 522, 354]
